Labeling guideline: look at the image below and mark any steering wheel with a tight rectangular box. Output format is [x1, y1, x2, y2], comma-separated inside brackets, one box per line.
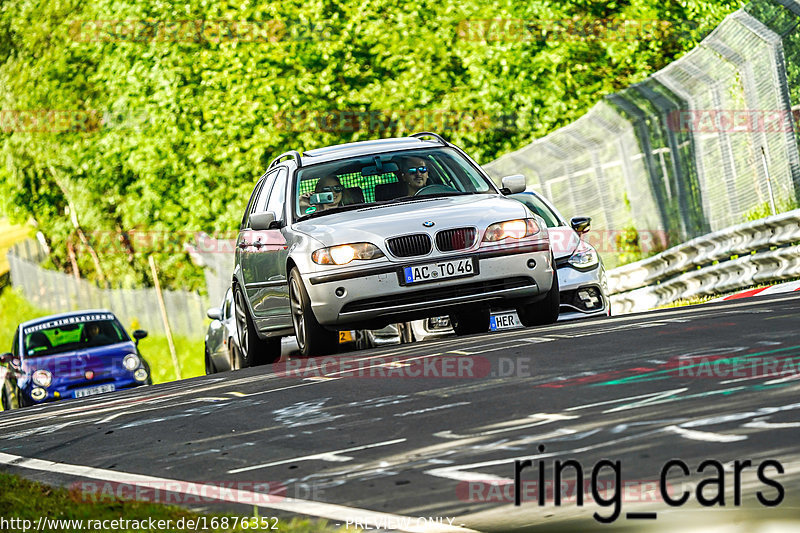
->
[413, 184, 459, 196]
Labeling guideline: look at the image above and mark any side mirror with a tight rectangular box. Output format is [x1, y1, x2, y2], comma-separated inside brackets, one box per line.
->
[570, 216, 592, 234]
[500, 174, 526, 195]
[207, 307, 222, 321]
[0, 352, 12, 364]
[250, 212, 277, 231]
[132, 330, 148, 346]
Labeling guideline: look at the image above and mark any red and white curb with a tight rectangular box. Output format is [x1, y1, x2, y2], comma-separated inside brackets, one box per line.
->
[716, 280, 800, 301]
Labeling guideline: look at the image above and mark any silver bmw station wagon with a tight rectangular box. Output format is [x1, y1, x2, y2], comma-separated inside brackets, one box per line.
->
[233, 132, 558, 361]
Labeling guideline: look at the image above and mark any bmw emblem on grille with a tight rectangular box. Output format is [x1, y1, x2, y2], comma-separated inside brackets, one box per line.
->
[422, 221, 435, 227]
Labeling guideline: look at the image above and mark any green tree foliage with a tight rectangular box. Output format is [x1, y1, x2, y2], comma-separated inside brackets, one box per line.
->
[0, 0, 742, 289]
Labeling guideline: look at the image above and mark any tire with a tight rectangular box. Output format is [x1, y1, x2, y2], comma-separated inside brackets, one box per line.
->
[234, 284, 281, 366]
[204, 346, 217, 375]
[397, 322, 415, 344]
[450, 308, 490, 336]
[229, 339, 244, 371]
[517, 267, 560, 327]
[289, 268, 338, 357]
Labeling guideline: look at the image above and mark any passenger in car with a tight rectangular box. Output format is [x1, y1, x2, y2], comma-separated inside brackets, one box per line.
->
[299, 176, 344, 212]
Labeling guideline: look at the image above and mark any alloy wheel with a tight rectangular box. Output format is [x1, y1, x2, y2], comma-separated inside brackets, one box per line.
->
[289, 277, 306, 350]
[234, 288, 249, 360]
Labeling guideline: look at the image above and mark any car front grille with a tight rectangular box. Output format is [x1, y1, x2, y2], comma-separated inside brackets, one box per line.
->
[436, 227, 476, 252]
[387, 234, 432, 257]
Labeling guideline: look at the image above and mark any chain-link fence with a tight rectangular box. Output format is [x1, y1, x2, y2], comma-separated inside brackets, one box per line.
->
[484, 0, 800, 268]
[7, 241, 208, 338]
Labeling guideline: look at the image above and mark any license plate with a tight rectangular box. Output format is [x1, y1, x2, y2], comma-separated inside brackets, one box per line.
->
[73, 384, 115, 398]
[490, 311, 522, 331]
[402, 258, 476, 285]
[339, 330, 355, 343]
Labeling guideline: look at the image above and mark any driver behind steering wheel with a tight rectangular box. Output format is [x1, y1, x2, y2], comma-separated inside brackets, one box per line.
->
[396, 156, 430, 196]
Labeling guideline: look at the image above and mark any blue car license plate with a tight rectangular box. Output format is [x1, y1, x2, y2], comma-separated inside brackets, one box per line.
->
[73, 383, 115, 398]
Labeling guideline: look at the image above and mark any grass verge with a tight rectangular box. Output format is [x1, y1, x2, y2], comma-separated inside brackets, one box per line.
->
[0, 471, 344, 532]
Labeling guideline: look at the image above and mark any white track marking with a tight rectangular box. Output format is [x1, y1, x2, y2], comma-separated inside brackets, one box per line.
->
[565, 388, 688, 412]
[664, 425, 747, 442]
[394, 402, 471, 418]
[742, 420, 800, 429]
[0, 452, 476, 533]
[433, 413, 578, 439]
[227, 438, 407, 474]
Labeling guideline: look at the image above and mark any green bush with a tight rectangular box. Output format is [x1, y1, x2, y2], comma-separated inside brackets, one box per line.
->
[0, 0, 742, 289]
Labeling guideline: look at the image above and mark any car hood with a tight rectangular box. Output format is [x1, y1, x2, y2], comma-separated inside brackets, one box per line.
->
[548, 227, 581, 260]
[22, 342, 137, 377]
[294, 194, 531, 247]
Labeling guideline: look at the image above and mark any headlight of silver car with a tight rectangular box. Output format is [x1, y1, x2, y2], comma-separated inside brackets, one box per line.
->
[482, 218, 540, 242]
[123, 353, 140, 371]
[32, 369, 52, 388]
[312, 243, 385, 265]
[568, 240, 599, 269]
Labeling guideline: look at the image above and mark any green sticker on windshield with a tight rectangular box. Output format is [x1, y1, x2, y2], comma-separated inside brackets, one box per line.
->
[304, 206, 317, 213]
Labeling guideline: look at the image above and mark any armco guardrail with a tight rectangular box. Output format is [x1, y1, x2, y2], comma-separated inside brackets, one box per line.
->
[607, 209, 800, 314]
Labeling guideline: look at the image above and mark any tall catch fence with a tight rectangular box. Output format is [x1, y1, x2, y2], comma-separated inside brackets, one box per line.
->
[7, 241, 207, 338]
[484, 0, 800, 269]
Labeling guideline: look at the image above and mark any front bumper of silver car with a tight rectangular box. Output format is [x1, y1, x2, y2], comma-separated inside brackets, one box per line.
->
[303, 241, 553, 327]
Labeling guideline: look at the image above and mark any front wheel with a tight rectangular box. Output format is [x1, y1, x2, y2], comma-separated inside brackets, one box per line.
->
[289, 269, 338, 357]
[397, 322, 415, 344]
[229, 339, 245, 371]
[450, 308, 490, 336]
[234, 285, 281, 366]
[204, 347, 217, 375]
[517, 267, 559, 327]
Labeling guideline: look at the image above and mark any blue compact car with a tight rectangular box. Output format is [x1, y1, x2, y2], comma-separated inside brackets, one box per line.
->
[0, 310, 151, 409]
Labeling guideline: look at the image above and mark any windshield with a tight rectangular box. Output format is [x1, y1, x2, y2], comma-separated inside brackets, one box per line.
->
[293, 147, 495, 219]
[23, 315, 128, 358]
[510, 192, 564, 228]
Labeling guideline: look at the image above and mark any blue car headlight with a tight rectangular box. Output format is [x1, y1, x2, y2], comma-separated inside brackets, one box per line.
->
[123, 354, 140, 371]
[32, 369, 52, 388]
[568, 241, 599, 270]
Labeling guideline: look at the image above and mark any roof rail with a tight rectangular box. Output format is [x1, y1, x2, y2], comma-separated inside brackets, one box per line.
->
[268, 150, 303, 169]
[410, 132, 448, 145]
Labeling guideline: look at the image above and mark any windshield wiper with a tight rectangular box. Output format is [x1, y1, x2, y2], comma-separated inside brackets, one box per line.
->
[382, 191, 474, 204]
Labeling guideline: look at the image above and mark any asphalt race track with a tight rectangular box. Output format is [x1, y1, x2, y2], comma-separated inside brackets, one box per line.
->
[2, 293, 800, 532]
